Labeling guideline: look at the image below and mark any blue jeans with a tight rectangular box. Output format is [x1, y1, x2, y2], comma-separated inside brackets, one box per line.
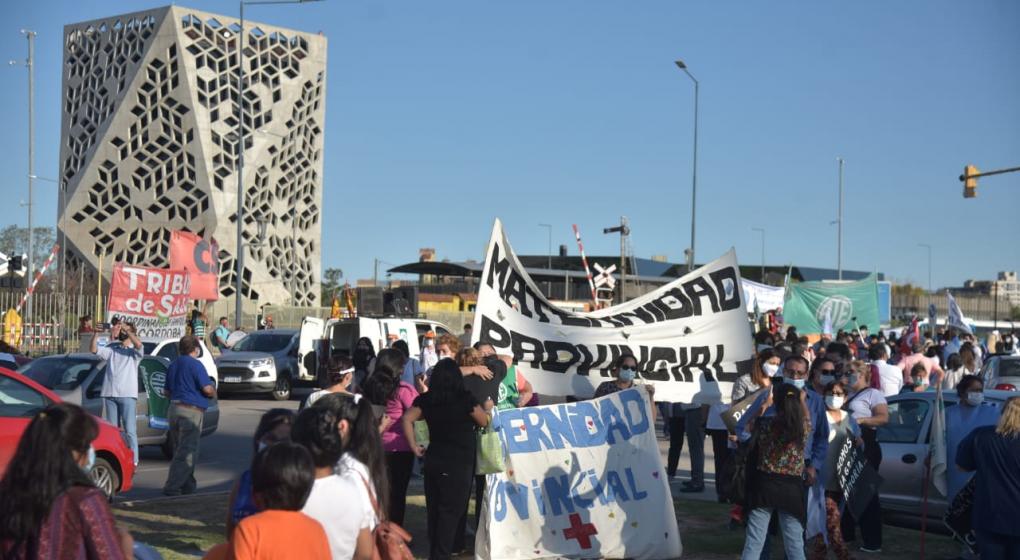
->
[103, 397, 138, 464]
[742, 507, 805, 560]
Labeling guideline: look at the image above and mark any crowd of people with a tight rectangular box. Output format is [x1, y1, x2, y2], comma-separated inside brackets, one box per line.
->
[2, 316, 1019, 559]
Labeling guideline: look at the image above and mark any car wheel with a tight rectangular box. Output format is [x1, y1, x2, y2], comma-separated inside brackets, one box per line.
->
[91, 457, 120, 501]
[272, 376, 291, 401]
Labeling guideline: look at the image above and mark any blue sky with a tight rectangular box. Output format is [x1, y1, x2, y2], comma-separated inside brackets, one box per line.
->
[1, 0, 1017, 290]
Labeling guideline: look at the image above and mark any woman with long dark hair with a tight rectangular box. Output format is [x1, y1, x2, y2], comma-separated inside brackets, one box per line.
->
[361, 348, 417, 526]
[741, 383, 812, 560]
[351, 337, 376, 393]
[0, 403, 133, 559]
[225, 408, 295, 538]
[312, 392, 390, 523]
[403, 358, 490, 560]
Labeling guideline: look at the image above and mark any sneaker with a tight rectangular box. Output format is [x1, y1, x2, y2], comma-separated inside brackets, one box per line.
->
[678, 484, 705, 493]
[859, 546, 882, 553]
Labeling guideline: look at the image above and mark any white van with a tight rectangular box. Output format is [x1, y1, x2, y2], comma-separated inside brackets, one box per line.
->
[296, 317, 454, 383]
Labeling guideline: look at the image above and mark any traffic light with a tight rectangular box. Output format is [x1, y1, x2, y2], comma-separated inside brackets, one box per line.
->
[963, 164, 979, 198]
[9, 255, 22, 272]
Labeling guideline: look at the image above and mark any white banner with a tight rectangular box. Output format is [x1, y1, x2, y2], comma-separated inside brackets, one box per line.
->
[473, 219, 754, 404]
[741, 279, 785, 314]
[475, 388, 681, 560]
[946, 291, 973, 335]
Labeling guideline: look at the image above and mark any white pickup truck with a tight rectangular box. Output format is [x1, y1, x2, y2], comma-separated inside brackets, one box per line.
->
[295, 316, 454, 384]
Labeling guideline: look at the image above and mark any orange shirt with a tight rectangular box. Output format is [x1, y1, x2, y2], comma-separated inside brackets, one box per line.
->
[229, 509, 331, 560]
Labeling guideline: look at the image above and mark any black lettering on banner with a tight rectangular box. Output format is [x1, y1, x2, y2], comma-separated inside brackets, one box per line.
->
[479, 315, 512, 352]
[643, 347, 677, 381]
[683, 276, 720, 316]
[646, 296, 671, 322]
[485, 243, 511, 291]
[710, 267, 742, 312]
[511, 330, 545, 368]
[661, 287, 694, 320]
[541, 340, 581, 373]
[834, 433, 882, 520]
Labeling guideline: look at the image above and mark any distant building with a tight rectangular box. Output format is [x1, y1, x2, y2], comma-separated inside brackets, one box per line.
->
[957, 271, 1020, 307]
[58, 6, 326, 307]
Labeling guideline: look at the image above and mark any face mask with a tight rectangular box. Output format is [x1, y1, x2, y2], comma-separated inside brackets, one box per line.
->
[848, 374, 859, 387]
[820, 374, 835, 385]
[825, 395, 845, 410]
[81, 445, 96, 474]
[618, 368, 636, 382]
[913, 378, 927, 388]
[966, 392, 984, 406]
[425, 339, 434, 347]
[762, 363, 780, 377]
[786, 377, 806, 390]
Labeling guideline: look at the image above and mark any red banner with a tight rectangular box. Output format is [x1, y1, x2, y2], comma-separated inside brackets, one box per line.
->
[108, 264, 191, 339]
[169, 230, 220, 300]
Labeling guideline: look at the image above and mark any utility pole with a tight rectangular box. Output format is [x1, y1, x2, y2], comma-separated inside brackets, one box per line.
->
[837, 157, 844, 281]
[11, 30, 37, 331]
[603, 217, 630, 304]
[373, 258, 379, 287]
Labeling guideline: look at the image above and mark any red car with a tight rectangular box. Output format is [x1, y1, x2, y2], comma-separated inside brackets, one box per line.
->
[0, 367, 134, 497]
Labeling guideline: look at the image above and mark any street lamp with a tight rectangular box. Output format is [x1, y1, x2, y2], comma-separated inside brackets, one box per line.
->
[234, 0, 323, 329]
[10, 29, 36, 331]
[674, 59, 699, 272]
[752, 227, 765, 283]
[918, 243, 932, 330]
[837, 157, 845, 280]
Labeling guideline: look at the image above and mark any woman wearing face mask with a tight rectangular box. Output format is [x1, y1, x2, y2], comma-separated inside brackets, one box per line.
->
[225, 408, 295, 538]
[945, 375, 1000, 502]
[840, 360, 888, 552]
[733, 349, 779, 404]
[810, 382, 860, 560]
[0, 403, 134, 559]
[808, 357, 838, 395]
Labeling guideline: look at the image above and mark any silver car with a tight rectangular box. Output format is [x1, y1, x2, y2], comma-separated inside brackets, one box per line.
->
[877, 390, 1013, 523]
[18, 353, 220, 458]
[979, 354, 1020, 392]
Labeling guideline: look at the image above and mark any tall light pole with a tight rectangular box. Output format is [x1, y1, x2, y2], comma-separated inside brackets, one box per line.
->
[675, 59, 699, 272]
[752, 227, 765, 283]
[234, 0, 321, 328]
[837, 157, 844, 280]
[11, 30, 36, 330]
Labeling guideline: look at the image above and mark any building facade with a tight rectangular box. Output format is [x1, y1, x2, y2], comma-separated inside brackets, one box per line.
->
[58, 6, 326, 307]
[960, 271, 1020, 307]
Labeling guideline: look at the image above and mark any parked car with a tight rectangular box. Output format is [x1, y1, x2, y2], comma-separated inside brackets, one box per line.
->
[143, 337, 219, 387]
[877, 389, 1014, 525]
[216, 329, 299, 400]
[17, 353, 219, 459]
[978, 354, 1020, 391]
[0, 367, 135, 498]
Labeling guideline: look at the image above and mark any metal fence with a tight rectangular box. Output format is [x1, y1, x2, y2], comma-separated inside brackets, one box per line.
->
[891, 292, 1017, 323]
[0, 290, 107, 355]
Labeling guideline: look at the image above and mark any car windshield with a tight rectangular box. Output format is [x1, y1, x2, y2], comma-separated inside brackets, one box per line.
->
[999, 359, 1020, 378]
[19, 357, 98, 390]
[232, 334, 292, 353]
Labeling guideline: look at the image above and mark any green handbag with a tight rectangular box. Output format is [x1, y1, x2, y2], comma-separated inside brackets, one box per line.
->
[476, 426, 505, 475]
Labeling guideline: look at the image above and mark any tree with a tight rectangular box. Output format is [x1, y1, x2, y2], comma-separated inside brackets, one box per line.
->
[321, 267, 343, 303]
[1011, 306, 1020, 322]
[0, 225, 56, 271]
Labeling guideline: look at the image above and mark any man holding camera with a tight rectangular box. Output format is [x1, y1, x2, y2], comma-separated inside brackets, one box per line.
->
[91, 320, 143, 465]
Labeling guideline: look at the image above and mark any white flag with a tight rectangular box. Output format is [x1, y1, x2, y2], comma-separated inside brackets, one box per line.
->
[946, 291, 972, 335]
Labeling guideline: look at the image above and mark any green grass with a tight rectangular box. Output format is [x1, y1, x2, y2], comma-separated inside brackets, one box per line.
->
[115, 490, 962, 559]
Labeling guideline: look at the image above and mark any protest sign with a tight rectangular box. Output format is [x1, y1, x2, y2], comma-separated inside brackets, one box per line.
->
[108, 263, 191, 339]
[833, 432, 882, 520]
[741, 279, 785, 314]
[475, 388, 681, 560]
[140, 359, 170, 430]
[720, 387, 768, 434]
[782, 274, 881, 334]
[169, 230, 220, 300]
[473, 219, 753, 404]
[946, 291, 973, 335]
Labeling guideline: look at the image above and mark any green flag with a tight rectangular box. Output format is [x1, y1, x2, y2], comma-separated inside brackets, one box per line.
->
[783, 274, 880, 334]
[140, 358, 170, 430]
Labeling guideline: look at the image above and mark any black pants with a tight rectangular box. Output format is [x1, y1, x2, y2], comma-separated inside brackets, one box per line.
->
[424, 460, 475, 560]
[452, 474, 486, 552]
[707, 428, 731, 500]
[386, 451, 415, 526]
[840, 429, 883, 550]
[666, 414, 686, 478]
[976, 530, 1020, 560]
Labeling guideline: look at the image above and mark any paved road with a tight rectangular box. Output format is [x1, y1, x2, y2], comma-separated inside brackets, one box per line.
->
[119, 389, 310, 502]
[119, 390, 717, 504]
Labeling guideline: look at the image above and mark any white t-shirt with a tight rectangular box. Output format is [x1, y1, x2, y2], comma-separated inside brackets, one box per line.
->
[874, 360, 903, 397]
[302, 471, 375, 559]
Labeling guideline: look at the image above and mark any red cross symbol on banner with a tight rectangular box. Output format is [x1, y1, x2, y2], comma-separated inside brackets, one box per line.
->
[562, 513, 598, 549]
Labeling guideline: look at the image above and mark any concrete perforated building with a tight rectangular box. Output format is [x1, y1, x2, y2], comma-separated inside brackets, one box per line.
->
[58, 6, 326, 307]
